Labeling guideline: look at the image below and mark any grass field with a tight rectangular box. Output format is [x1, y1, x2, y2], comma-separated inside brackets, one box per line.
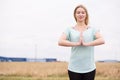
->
[0, 62, 120, 80]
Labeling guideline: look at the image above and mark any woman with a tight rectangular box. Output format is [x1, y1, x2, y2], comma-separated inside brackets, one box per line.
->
[58, 5, 105, 80]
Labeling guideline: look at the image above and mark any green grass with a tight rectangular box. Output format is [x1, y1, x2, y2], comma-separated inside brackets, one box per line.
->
[0, 76, 36, 80]
[0, 76, 67, 80]
[0, 75, 120, 80]
[95, 76, 120, 80]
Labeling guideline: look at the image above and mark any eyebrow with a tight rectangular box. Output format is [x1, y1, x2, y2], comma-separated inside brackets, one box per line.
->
[76, 10, 85, 12]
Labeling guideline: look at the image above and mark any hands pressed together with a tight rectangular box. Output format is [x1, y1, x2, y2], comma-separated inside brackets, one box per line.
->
[58, 31, 104, 47]
[75, 32, 90, 47]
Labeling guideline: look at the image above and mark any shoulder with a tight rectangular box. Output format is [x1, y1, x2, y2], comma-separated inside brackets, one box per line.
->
[66, 26, 74, 29]
[63, 26, 73, 34]
[65, 26, 74, 31]
[88, 26, 100, 36]
[88, 26, 99, 31]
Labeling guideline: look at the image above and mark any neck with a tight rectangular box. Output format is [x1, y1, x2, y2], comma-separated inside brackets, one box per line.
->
[76, 21, 86, 28]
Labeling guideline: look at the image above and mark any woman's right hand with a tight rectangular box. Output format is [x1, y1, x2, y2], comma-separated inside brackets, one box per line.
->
[75, 32, 83, 46]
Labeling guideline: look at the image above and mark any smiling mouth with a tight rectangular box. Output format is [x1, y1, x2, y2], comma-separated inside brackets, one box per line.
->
[79, 16, 83, 19]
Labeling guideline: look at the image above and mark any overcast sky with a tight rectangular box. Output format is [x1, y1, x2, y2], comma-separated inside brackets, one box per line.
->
[0, 0, 120, 61]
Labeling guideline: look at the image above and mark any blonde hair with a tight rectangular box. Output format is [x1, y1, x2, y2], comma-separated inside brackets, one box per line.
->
[74, 5, 89, 25]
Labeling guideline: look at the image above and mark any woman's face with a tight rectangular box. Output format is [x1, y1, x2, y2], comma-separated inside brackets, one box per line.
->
[75, 7, 86, 22]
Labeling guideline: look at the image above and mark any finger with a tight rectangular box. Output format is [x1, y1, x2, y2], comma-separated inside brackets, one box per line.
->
[80, 32, 83, 37]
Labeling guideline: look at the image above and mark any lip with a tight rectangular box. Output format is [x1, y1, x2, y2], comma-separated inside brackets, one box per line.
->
[79, 16, 83, 19]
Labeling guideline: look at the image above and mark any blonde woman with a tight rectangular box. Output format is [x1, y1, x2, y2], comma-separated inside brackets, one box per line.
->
[58, 5, 105, 80]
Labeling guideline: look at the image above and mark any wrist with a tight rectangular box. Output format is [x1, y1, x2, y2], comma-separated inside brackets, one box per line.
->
[83, 42, 91, 46]
[73, 42, 80, 46]
[74, 42, 79, 46]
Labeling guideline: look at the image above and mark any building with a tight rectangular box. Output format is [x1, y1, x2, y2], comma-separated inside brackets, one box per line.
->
[0, 56, 57, 62]
[0, 56, 8, 62]
[27, 58, 57, 62]
[0, 56, 26, 62]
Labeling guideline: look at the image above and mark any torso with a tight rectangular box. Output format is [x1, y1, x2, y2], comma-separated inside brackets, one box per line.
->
[66, 26, 96, 73]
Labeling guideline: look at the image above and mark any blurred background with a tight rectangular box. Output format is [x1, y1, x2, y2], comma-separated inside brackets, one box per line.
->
[0, 0, 120, 61]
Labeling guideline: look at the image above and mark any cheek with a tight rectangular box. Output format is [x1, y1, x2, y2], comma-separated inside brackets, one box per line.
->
[76, 15, 86, 20]
[76, 13, 86, 17]
[83, 14, 86, 18]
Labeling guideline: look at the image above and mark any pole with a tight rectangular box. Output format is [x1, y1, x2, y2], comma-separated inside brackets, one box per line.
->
[35, 44, 37, 62]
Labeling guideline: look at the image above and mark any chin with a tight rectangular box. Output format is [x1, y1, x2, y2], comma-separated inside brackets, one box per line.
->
[78, 19, 85, 22]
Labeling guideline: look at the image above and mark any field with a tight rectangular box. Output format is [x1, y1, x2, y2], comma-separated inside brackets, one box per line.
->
[0, 62, 120, 80]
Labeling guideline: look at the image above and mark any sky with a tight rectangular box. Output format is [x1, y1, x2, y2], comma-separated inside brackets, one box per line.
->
[0, 0, 120, 61]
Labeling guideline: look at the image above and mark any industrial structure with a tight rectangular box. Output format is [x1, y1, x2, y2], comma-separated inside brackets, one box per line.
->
[0, 56, 57, 62]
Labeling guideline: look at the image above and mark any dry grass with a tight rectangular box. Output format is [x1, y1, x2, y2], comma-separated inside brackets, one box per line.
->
[0, 62, 120, 80]
[0, 62, 68, 77]
[96, 62, 120, 78]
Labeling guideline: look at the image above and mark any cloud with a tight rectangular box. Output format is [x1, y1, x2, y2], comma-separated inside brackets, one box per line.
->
[0, 0, 120, 61]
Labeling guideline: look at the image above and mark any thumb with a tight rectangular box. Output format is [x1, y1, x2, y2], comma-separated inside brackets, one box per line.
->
[80, 32, 83, 37]
[80, 38, 83, 46]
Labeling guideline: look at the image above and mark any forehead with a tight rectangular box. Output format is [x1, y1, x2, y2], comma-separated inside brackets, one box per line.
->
[76, 7, 86, 12]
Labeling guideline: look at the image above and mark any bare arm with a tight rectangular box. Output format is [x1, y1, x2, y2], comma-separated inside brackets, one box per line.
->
[82, 32, 105, 46]
[58, 33, 81, 47]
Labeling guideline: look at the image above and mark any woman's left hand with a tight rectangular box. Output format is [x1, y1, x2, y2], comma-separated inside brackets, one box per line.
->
[81, 40, 90, 46]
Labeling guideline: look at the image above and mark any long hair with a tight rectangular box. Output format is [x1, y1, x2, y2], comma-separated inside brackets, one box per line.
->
[74, 5, 89, 25]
